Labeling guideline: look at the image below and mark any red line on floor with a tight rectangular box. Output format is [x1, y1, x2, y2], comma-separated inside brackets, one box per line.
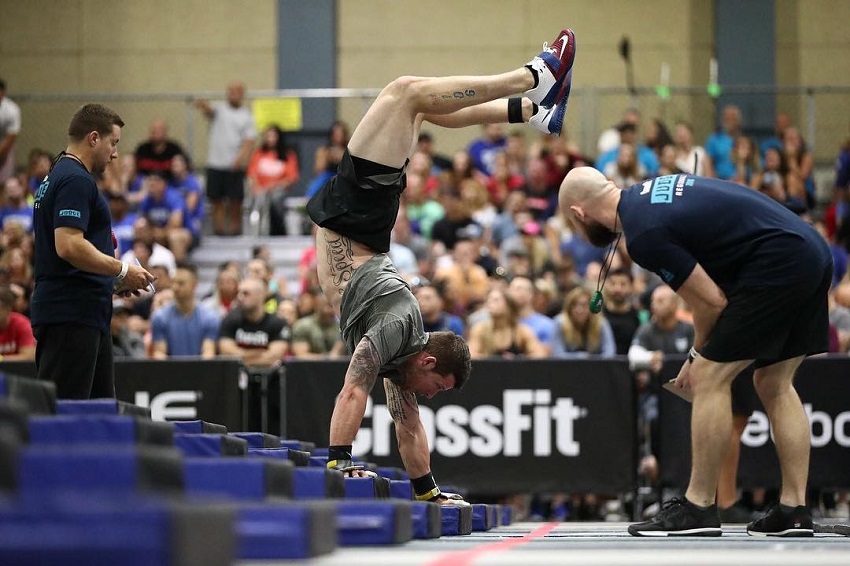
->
[426, 522, 559, 566]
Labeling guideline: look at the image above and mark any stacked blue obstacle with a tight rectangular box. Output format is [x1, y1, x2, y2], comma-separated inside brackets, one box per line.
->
[0, 373, 512, 564]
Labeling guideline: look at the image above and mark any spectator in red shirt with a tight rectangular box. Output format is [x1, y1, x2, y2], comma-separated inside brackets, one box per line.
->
[0, 284, 35, 361]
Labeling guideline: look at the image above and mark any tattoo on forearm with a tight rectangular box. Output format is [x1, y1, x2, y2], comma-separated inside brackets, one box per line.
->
[347, 339, 380, 395]
[386, 383, 407, 422]
[324, 232, 355, 294]
[385, 380, 418, 424]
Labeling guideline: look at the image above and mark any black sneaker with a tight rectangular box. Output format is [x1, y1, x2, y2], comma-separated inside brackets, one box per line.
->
[747, 504, 813, 537]
[628, 497, 722, 537]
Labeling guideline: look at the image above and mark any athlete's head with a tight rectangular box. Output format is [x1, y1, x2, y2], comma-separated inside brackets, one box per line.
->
[559, 166, 619, 248]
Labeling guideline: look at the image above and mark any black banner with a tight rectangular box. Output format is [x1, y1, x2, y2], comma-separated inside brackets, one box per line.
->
[0, 359, 245, 431]
[283, 359, 637, 495]
[658, 355, 850, 489]
[114, 358, 244, 431]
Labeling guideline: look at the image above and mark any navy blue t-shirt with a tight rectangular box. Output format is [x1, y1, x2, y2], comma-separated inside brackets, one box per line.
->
[31, 157, 115, 333]
[618, 174, 831, 292]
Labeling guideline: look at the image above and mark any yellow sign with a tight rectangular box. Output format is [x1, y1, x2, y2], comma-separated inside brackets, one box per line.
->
[253, 98, 302, 132]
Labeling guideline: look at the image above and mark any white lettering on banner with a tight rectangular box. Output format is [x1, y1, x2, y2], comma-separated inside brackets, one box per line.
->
[134, 390, 201, 421]
[741, 404, 850, 448]
[352, 389, 588, 458]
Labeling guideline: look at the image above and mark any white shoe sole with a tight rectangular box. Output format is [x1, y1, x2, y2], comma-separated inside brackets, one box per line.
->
[747, 528, 814, 537]
[629, 527, 722, 537]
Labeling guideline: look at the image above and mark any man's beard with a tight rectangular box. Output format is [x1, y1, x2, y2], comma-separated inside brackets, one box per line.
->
[585, 219, 618, 248]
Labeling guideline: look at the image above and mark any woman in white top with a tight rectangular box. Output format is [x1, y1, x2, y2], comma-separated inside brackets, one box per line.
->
[674, 121, 714, 177]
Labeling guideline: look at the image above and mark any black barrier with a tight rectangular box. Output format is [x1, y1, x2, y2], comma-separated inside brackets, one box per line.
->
[658, 355, 850, 490]
[283, 359, 637, 495]
[0, 359, 246, 431]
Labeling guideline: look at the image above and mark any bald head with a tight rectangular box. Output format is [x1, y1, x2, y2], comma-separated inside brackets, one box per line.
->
[558, 166, 611, 211]
[558, 167, 621, 248]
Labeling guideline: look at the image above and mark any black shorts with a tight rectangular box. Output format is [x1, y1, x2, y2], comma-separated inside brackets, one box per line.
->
[701, 264, 832, 368]
[306, 149, 407, 253]
[206, 168, 245, 202]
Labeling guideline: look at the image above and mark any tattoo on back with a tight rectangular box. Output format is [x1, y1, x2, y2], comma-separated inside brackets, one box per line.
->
[325, 232, 355, 295]
[347, 339, 380, 395]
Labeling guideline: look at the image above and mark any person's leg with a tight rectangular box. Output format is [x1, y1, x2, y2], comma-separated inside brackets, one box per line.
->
[348, 71, 534, 169]
[718, 369, 757, 515]
[212, 201, 226, 235]
[35, 324, 101, 399]
[206, 169, 227, 236]
[90, 330, 116, 399]
[228, 170, 246, 236]
[752, 355, 808, 507]
[717, 414, 748, 507]
[348, 28, 575, 168]
[684, 357, 753, 507]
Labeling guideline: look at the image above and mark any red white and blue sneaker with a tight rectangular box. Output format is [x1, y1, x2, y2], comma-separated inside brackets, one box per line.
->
[529, 77, 570, 136]
[525, 28, 576, 108]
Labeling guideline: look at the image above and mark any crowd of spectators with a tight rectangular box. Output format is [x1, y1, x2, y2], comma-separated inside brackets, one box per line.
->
[2, 74, 850, 520]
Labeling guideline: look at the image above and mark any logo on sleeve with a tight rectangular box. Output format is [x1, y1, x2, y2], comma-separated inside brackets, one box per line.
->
[660, 268, 675, 283]
[34, 176, 50, 208]
[59, 209, 82, 218]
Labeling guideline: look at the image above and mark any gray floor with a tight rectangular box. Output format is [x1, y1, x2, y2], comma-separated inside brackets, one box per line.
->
[242, 521, 850, 566]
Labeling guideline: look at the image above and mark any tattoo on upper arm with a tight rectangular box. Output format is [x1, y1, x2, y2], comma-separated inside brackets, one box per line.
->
[384, 379, 418, 424]
[346, 338, 380, 395]
[324, 231, 355, 295]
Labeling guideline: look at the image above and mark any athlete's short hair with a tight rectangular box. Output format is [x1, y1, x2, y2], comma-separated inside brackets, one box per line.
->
[425, 331, 471, 390]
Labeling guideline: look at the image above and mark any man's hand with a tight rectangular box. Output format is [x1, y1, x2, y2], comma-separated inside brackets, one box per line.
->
[433, 491, 471, 507]
[115, 262, 155, 295]
[327, 445, 378, 478]
[327, 459, 377, 478]
[673, 357, 693, 393]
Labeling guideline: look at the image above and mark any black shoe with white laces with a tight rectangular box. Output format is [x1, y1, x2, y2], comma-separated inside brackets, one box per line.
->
[747, 504, 813, 537]
[628, 497, 722, 537]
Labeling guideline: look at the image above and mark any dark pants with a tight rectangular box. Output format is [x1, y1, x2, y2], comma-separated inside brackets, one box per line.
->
[34, 323, 115, 399]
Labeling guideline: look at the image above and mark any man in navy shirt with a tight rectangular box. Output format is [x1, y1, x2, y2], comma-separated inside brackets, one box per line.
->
[559, 166, 831, 538]
[31, 104, 155, 399]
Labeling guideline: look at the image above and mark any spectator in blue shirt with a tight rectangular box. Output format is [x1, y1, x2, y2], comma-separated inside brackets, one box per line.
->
[151, 264, 219, 358]
[0, 176, 34, 233]
[705, 104, 742, 180]
[169, 153, 204, 255]
[107, 193, 137, 256]
[413, 281, 465, 337]
[467, 123, 507, 176]
[595, 122, 659, 177]
[138, 171, 192, 262]
[508, 275, 556, 354]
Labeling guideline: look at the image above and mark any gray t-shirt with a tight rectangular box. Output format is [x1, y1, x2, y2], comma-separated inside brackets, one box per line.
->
[631, 320, 694, 355]
[206, 101, 256, 169]
[339, 254, 428, 377]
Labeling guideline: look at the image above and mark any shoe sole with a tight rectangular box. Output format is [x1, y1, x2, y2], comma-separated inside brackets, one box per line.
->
[539, 29, 576, 107]
[747, 528, 814, 537]
[628, 527, 722, 537]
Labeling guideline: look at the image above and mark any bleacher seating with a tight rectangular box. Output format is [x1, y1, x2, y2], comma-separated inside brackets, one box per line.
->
[190, 235, 314, 299]
[0, 372, 510, 563]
